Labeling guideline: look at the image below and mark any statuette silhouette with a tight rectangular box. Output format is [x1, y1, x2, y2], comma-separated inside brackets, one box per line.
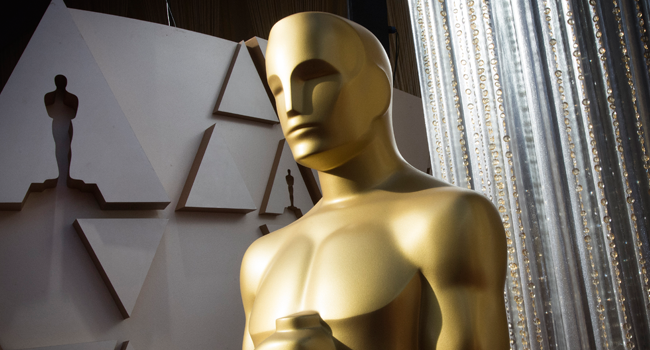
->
[240, 12, 508, 350]
[286, 169, 295, 207]
[285, 169, 303, 218]
[45, 74, 78, 186]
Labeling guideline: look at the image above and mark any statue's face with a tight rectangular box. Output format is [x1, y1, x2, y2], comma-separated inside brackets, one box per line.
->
[266, 13, 390, 170]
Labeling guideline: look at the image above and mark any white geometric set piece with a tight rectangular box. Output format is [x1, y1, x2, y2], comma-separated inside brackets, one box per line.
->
[0, 0, 169, 210]
[260, 139, 318, 215]
[213, 41, 278, 124]
[74, 218, 168, 319]
[177, 124, 256, 213]
[15, 340, 118, 350]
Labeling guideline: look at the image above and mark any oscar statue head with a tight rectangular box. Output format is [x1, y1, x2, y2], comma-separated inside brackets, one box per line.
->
[266, 12, 394, 171]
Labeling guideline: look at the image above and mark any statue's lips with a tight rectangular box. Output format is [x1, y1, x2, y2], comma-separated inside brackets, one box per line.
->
[288, 122, 321, 135]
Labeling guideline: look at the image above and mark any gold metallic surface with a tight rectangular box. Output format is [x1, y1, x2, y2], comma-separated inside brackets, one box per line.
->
[240, 12, 508, 349]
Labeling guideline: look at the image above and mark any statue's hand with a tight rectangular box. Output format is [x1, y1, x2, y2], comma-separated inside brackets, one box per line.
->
[255, 311, 336, 350]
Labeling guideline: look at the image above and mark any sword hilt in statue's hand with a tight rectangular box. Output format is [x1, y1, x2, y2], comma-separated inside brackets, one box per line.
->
[255, 311, 336, 350]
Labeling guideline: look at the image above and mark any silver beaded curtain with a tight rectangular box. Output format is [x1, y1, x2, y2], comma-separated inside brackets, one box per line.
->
[407, 0, 650, 348]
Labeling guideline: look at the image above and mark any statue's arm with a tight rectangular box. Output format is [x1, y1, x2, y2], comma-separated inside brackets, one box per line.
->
[419, 192, 509, 349]
[240, 240, 268, 350]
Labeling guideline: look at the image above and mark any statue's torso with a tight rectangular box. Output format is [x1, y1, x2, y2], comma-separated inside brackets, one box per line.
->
[249, 193, 446, 349]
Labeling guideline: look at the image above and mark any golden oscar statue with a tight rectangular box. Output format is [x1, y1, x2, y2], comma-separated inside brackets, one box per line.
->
[240, 12, 509, 350]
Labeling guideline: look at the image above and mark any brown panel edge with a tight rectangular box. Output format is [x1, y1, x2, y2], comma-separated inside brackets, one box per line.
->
[213, 109, 279, 124]
[213, 42, 243, 115]
[259, 139, 285, 214]
[67, 177, 170, 210]
[73, 219, 130, 319]
[297, 164, 322, 205]
[245, 37, 276, 111]
[176, 124, 216, 211]
[176, 206, 256, 214]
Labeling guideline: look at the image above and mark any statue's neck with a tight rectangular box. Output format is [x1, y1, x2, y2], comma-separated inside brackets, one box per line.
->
[317, 124, 408, 205]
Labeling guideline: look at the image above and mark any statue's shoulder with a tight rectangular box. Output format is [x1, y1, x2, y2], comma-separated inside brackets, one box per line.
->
[391, 175, 484, 207]
[395, 183, 505, 270]
[382, 170, 500, 228]
[423, 184, 496, 209]
[417, 184, 502, 236]
[243, 224, 293, 262]
[240, 226, 293, 292]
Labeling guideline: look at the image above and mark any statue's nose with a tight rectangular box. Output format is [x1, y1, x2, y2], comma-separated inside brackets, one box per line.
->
[285, 80, 304, 116]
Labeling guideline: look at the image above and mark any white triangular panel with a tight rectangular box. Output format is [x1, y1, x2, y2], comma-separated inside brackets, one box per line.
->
[177, 124, 256, 213]
[0, 0, 169, 210]
[64, 5, 170, 210]
[214, 42, 278, 123]
[16, 340, 118, 350]
[260, 140, 315, 215]
[74, 218, 168, 319]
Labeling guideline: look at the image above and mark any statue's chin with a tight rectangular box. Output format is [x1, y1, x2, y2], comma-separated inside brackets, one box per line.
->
[296, 154, 342, 172]
[294, 140, 369, 172]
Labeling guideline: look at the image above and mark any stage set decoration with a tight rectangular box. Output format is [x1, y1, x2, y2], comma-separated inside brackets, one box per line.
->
[0, 1, 430, 349]
[408, 0, 650, 348]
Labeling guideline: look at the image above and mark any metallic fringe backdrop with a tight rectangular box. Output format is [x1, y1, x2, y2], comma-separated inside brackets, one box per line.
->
[407, 0, 650, 348]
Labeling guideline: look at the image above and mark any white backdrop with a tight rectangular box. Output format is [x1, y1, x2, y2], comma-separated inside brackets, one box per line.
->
[0, 4, 430, 349]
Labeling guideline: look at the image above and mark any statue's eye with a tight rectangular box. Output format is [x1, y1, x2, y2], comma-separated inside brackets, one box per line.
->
[268, 75, 283, 96]
[293, 59, 339, 82]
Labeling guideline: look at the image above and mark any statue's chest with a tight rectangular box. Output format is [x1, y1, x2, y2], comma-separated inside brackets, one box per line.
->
[250, 218, 419, 335]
